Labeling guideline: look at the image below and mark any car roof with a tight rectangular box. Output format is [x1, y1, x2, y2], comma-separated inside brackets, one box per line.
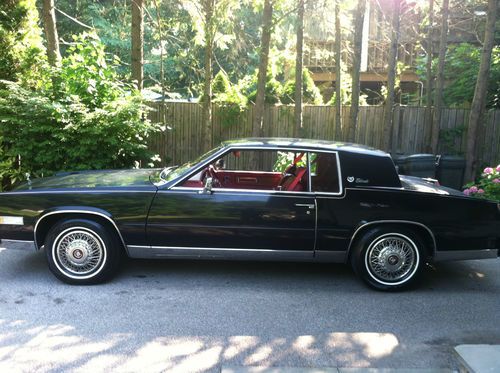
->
[221, 138, 388, 158]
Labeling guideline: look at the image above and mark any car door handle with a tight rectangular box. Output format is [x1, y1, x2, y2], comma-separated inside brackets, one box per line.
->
[294, 203, 315, 209]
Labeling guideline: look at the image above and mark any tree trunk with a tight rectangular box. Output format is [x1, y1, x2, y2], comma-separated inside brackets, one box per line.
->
[293, 0, 305, 138]
[131, 0, 144, 90]
[252, 0, 273, 138]
[334, 0, 342, 140]
[42, 0, 61, 67]
[423, 0, 434, 152]
[347, 0, 366, 142]
[382, 0, 401, 151]
[202, 0, 215, 151]
[464, 0, 498, 182]
[430, 0, 448, 154]
[153, 0, 165, 100]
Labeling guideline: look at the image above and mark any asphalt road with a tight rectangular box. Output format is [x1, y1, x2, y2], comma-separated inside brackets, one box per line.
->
[0, 247, 499, 373]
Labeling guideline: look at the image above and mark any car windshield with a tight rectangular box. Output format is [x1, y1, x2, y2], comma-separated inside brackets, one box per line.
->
[156, 146, 223, 185]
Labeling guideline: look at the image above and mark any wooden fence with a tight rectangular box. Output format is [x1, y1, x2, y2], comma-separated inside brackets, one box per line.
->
[147, 102, 500, 167]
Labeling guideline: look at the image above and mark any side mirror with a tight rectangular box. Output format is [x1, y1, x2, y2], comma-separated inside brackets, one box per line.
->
[199, 177, 213, 194]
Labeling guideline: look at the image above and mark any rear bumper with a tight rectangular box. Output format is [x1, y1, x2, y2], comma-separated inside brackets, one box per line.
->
[433, 249, 499, 262]
[0, 239, 36, 252]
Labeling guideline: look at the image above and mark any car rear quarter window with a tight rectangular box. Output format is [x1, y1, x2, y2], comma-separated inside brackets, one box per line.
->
[310, 153, 341, 193]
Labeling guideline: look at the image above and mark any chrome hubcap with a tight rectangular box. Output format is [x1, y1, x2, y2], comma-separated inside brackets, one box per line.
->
[367, 236, 417, 282]
[56, 230, 104, 275]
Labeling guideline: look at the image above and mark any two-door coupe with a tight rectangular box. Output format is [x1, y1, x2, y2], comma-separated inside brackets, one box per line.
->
[0, 138, 499, 290]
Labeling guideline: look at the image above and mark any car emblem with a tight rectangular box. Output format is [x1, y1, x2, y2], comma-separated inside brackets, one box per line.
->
[347, 176, 355, 183]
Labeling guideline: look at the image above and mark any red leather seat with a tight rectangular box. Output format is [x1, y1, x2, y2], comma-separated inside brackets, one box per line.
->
[281, 167, 307, 191]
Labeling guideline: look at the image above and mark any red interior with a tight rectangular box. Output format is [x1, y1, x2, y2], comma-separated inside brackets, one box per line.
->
[215, 170, 282, 190]
[180, 167, 309, 191]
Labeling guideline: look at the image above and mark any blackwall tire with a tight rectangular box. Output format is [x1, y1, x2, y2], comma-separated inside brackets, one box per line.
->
[350, 227, 425, 291]
[45, 219, 122, 285]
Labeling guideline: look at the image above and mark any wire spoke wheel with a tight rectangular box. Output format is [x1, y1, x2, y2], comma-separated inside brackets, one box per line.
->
[365, 233, 419, 286]
[54, 228, 106, 278]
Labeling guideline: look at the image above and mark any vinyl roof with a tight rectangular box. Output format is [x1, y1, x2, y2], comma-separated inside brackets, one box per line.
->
[221, 138, 388, 157]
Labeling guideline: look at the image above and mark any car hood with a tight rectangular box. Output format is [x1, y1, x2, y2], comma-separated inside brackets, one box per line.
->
[11, 169, 160, 191]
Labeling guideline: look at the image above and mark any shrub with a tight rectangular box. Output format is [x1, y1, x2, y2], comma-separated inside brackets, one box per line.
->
[463, 165, 500, 202]
[212, 71, 231, 95]
[209, 71, 248, 127]
[243, 69, 282, 105]
[280, 68, 323, 105]
[0, 33, 159, 189]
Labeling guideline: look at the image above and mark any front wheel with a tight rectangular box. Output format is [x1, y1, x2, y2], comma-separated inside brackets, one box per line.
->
[45, 219, 122, 285]
[350, 227, 424, 291]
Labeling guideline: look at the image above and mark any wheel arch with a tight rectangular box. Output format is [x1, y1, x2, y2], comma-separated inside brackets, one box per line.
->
[34, 208, 127, 254]
[346, 220, 436, 262]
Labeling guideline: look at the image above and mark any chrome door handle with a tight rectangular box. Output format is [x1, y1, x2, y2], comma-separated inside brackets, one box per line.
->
[294, 203, 315, 209]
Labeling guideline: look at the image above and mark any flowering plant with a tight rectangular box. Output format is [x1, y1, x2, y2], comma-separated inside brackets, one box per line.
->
[463, 165, 500, 201]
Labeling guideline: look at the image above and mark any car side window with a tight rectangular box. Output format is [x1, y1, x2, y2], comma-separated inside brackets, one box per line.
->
[310, 153, 340, 193]
[180, 149, 310, 192]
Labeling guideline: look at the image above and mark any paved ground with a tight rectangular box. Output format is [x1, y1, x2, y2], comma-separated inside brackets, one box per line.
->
[0, 247, 499, 373]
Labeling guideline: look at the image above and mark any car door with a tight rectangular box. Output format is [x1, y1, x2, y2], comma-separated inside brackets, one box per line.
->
[309, 151, 349, 261]
[145, 148, 316, 259]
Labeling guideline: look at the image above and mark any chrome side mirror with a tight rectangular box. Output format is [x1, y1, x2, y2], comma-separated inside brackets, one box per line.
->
[199, 177, 213, 194]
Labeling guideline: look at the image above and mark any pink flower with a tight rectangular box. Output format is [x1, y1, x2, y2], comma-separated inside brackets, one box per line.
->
[493, 179, 500, 184]
[463, 189, 470, 196]
[478, 189, 485, 194]
[470, 186, 478, 193]
[496, 165, 500, 172]
[484, 167, 493, 174]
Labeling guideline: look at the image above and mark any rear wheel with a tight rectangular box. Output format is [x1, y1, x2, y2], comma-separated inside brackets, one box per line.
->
[45, 219, 122, 285]
[350, 227, 424, 291]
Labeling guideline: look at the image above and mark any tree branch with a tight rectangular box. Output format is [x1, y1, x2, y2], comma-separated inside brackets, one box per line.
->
[55, 7, 93, 29]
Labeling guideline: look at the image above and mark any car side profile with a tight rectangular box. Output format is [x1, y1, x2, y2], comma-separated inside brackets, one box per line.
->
[0, 138, 499, 291]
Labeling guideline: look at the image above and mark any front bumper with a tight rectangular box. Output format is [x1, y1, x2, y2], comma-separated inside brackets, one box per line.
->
[0, 239, 36, 252]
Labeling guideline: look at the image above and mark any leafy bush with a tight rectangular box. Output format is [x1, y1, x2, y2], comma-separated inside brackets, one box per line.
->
[209, 71, 248, 127]
[463, 165, 500, 202]
[243, 68, 283, 105]
[0, 33, 159, 189]
[212, 71, 231, 95]
[280, 68, 323, 105]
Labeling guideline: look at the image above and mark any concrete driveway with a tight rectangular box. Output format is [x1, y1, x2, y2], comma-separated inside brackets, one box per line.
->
[0, 248, 499, 372]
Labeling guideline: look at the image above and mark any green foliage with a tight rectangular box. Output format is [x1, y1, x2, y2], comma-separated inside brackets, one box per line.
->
[246, 72, 283, 105]
[212, 71, 231, 94]
[273, 151, 306, 172]
[58, 33, 125, 108]
[463, 165, 500, 202]
[212, 71, 248, 127]
[281, 68, 323, 105]
[55, 0, 203, 96]
[0, 33, 159, 189]
[416, 43, 500, 108]
[0, 0, 46, 88]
